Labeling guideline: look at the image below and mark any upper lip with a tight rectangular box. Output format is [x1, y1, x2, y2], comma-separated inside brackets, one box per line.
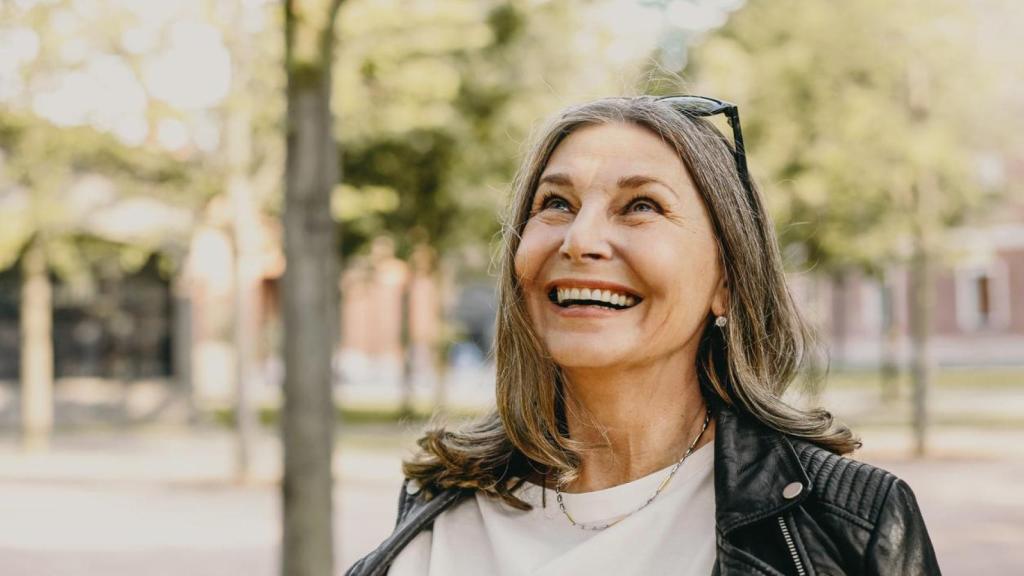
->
[544, 278, 642, 298]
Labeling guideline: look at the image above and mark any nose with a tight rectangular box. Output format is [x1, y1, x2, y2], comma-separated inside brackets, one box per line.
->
[559, 203, 612, 262]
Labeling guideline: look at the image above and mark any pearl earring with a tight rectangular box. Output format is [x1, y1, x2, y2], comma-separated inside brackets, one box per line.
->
[714, 315, 728, 328]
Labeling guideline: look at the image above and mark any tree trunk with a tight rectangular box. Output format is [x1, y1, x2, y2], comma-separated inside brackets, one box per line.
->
[172, 271, 197, 424]
[434, 258, 455, 413]
[399, 279, 414, 419]
[906, 59, 935, 458]
[879, 269, 900, 401]
[801, 275, 826, 393]
[20, 238, 53, 451]
[909, 180, 936, 458]
[281, 2, 343, 575]
[908, 238, 933, 457]
[830, 269, 849, 369]
[227, 18, 259, 482]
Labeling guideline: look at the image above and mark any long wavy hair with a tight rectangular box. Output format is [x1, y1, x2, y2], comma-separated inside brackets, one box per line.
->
[403, 96, 859, 509]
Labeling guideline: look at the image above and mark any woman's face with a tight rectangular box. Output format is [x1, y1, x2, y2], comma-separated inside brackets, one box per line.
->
[514, 122, 728, 371]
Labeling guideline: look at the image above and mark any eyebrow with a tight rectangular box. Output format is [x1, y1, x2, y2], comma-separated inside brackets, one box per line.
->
[617, 174, 674, 193]
[537, 172, 677, 195]
[537, 173, 573, 187]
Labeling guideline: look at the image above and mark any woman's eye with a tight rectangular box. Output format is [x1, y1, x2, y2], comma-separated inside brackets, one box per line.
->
[542, 196, 571, 212]
[627, 197, 661, 213]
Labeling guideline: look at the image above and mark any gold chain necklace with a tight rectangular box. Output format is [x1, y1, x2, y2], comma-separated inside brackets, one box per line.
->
[554, 407, 712, 531]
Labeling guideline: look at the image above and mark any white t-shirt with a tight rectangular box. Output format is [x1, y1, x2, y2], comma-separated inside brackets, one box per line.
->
[389, 443, 716, 576]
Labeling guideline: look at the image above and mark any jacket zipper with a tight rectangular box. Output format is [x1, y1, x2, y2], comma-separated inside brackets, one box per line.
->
[777, 514, 807, 576]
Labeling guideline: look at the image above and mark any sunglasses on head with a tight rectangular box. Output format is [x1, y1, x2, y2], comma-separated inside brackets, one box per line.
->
[655, 95, 754, 202]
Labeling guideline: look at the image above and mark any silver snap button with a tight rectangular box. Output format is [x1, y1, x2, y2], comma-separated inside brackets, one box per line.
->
[782, 482, 803, 500]
[405, 479, 421, 495]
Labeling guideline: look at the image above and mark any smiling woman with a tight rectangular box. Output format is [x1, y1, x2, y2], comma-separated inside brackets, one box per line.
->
[515, 122, 727, 379]
[347, 97, 940, 576]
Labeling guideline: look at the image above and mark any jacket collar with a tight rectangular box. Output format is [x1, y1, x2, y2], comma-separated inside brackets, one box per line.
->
[391, 404, 812, 538]
[712, 402, 811, 535]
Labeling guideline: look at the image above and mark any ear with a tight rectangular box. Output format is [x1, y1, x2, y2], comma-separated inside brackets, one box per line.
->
[710, 273, 729, 318]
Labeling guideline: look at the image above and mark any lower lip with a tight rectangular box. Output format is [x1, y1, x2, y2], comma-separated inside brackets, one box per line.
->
[546, 298, 634, 318]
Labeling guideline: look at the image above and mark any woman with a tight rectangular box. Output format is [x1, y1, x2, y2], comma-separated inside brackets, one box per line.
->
[348, 96, 939, 575]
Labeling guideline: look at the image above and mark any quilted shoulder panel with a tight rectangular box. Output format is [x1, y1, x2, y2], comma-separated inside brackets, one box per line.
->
[792, 440, 897, 525]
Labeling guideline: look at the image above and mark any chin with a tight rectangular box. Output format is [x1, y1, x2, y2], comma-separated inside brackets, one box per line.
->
[546, 341, 629, 370]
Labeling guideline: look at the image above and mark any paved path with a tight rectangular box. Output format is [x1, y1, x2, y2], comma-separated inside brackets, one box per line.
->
[1, 418, 1022, 574]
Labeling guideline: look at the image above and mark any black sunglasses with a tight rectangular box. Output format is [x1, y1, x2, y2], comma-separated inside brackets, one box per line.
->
[655, 95, 754, 201]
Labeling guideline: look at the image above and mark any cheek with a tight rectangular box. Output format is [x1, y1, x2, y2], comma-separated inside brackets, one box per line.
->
[637, 236, 721, 300]
[513, 243, 532, 286]
[513, 229, 550, 328]
[513, 222, 548, 287]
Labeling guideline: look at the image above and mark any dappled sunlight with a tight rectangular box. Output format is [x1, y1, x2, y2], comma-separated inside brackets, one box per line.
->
[0, 0, 1022, 574]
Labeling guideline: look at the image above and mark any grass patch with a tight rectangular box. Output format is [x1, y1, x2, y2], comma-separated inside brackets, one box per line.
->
[821, 367, 1024, 390]
[208, 404, 487, 453]
[844, 414, 1024, 429]
[210, 404, 487, 429]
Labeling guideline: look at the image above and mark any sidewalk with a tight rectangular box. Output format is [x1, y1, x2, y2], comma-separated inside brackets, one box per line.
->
[0, 425, 405, 576]
[1, 386, 1022, 575]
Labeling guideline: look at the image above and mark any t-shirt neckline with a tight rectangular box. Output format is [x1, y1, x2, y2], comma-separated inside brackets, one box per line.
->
[516, 441, 714, 524]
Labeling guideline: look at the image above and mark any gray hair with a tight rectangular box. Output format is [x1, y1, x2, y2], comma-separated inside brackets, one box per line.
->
[404, 96, 858, 509]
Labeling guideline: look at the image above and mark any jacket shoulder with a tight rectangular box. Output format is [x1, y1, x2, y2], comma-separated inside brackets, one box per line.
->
[345, 480, 467, 576]
[788, 438, 898, 527]
[788, 439, 941, 574]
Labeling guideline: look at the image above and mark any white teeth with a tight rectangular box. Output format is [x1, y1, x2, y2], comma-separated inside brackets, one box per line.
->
[554, 286, 639, 308]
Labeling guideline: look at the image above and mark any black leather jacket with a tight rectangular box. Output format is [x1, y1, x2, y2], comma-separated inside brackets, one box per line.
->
[348, 405, 940, 575]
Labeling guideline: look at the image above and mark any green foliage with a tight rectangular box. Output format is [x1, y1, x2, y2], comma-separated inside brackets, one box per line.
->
[0, 109, 194, 193]
[0, 109, 210, 275]
[339, 129, 456, 257]
[0, 0, 221, 279]
[334, 0, 581, 259]
[2, 0, 737, 277]
[685, 0, 1021, 272]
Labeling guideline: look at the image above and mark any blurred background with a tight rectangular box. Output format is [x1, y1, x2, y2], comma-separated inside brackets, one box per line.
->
[0, 0, 1022, 574]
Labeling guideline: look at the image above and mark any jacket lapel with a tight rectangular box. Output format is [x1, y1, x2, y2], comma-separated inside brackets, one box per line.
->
[352, 404, 815, 576]
[712, 404, 811, 535]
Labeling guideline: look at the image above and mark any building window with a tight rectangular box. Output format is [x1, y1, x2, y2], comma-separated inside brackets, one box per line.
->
[955, 262, 1010, 332]
[975, 275, 991, 322]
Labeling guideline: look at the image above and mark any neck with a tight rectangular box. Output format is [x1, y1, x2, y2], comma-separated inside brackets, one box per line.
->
[560, 355, 714, 493]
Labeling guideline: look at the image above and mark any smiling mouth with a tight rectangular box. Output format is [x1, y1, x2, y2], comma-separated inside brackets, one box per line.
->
[547, 287, 642, 310]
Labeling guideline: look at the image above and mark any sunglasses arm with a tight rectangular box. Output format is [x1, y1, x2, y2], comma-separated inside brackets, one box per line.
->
[727, 109, 754, 198]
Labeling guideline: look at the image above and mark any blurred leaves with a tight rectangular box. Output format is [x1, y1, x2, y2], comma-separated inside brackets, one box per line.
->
[334, 0, 582, 258]
[7, 0, 1015, 283]
[688, 0, 1023, 273]
[0, 0, 647, 277]
[0, 0, 222, 281]
[0, 108, 210, 275]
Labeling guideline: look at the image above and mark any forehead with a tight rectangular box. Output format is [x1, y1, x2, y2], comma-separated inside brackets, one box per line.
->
[541, 122, 689, 185]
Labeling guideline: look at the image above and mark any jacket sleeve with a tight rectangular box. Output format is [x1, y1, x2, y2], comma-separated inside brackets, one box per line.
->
[863, 478, 941, 575]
